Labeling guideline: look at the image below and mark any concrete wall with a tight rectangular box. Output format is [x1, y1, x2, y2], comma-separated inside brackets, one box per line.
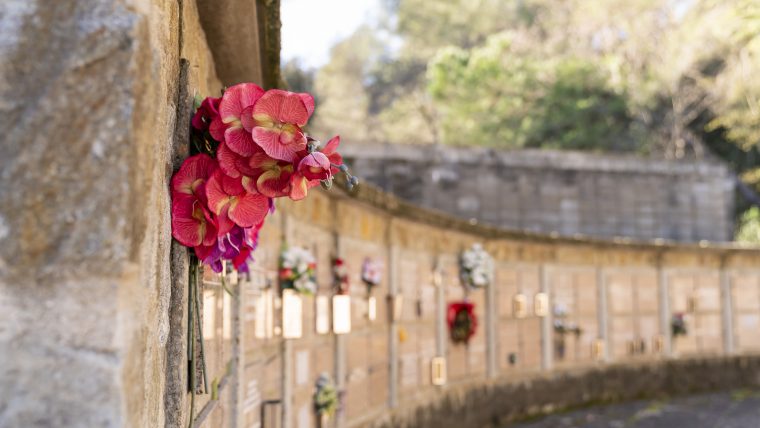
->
[340, 144, 736, 243]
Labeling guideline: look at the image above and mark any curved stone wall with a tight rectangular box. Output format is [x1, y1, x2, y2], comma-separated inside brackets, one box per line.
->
[240, 182, 760, 428]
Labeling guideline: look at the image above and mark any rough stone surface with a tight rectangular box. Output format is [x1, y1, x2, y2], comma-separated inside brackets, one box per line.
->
[0, 0, 216, 426]
[196, 0, 265, 86]
[341, 144, 736, 242]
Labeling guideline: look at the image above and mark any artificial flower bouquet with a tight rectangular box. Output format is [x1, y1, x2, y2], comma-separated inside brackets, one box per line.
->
[447, 301, 477, 344]
[360, 257, 382, 291]
[280, 246, 318, 294]
[459, 243, 494, 289]
[170, 83, 356, 272]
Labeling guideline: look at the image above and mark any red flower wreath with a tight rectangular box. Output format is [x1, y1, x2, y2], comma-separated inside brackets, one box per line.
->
[447, 301, 477, 344]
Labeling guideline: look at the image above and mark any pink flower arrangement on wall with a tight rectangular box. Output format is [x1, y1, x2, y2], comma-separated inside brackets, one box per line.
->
[171, 84, 357, 272]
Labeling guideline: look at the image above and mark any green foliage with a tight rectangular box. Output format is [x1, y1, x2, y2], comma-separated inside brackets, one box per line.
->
[736, 207, 760, 243]
[427, 35, 633, 149]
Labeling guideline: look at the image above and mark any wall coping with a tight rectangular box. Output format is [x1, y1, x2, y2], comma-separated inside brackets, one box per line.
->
[340, 143, 732, 178]
[324, 179, 760, 254]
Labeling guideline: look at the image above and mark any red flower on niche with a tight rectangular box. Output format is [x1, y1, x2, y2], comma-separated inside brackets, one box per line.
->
[447, 301, 477, 344]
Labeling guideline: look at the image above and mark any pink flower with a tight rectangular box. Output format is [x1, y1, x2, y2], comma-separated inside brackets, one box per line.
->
[248, 152, 295, 198]
[171, 153, 217, 203]
[205, 169, 270, 235]
[171, 194, 218, 247]
[218, 83, 265, 156]
[170, 154, 220, 247]
[297, 151, 331, 181]
[250, 89, 314, 162]
[217, 141, 258, 178]
[191, 96, 222, 132]
[320, 136, 343, 174]
[287, 172, 321, 201]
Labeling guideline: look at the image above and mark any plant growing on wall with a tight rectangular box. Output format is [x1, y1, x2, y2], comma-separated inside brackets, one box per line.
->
[447, 301, 477, 344]
[171, 83, 358, 273]
[459, 243, 494, 289]
[279, 246, 318, 294]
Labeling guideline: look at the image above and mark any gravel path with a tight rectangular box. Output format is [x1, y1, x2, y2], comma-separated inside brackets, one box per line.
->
[506, 390, 760, 428]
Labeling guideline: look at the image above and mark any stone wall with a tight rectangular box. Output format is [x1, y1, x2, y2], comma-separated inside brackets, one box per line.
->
[0, 0, 267, 426]
[242, 182, 760, 428]
[340, 144, 736, 243]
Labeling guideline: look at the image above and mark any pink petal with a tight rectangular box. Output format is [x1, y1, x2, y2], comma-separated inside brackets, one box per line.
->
[299, 93, 315, 117]
[171, 154, 217, 196]
[253, 89, 310, 127]
[240, 105, 256, 132]
[171, 194, 203, 247]
[219, 83, 265, 122]
[298, 152, 331, 180]
[225, 126, 258, 156]
[216, 206, 236, 236]
[209, 117, 227, 142]
[172, 216, 203, 247]
[256, 168, 293, 198]
[252, 127, 301, 162]
[205, 170, 234, 215]
[322, 135, 340, 155]
[288, 174, 309, 201]
[241, 176, 258, 194]
[218, 142, 257, 178]
[229, 192, 270, 227]
[194, 243, 214, 261]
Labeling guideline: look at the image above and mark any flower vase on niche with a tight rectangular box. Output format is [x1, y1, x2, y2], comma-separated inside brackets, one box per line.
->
[331, 257, 352, 334]
[361, 257, 382, 321]
[313, 373, 338, 428]
[447, 301, 477, 344]
[170, 84, 357, 275]
[279, 246, 316, 339]
[459, 243, 494, 290]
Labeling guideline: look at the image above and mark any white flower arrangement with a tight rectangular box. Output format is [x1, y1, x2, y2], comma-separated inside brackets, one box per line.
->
[279, 246, 317, 294]
[361, 257, 383, 288]
[459, 243, 494, 289]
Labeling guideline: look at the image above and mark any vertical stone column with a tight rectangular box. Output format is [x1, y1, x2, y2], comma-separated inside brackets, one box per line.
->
[485, 253, 498, 378]
[596, 266, 610, 362]
[720, 255, 735, 355]
[434, 256, 447, 360]
[333, 231, 346, 428]
[657, 255, 673, 357]
[281, 213, 293, 428]
[387, 225, 399, 408]
[540, 264, 553, 371]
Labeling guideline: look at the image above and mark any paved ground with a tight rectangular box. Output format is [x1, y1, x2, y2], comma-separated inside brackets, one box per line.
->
[506, 390, 760, 428]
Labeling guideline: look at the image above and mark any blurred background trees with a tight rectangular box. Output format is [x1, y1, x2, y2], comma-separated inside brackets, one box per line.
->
[283, 0, 760, 239]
